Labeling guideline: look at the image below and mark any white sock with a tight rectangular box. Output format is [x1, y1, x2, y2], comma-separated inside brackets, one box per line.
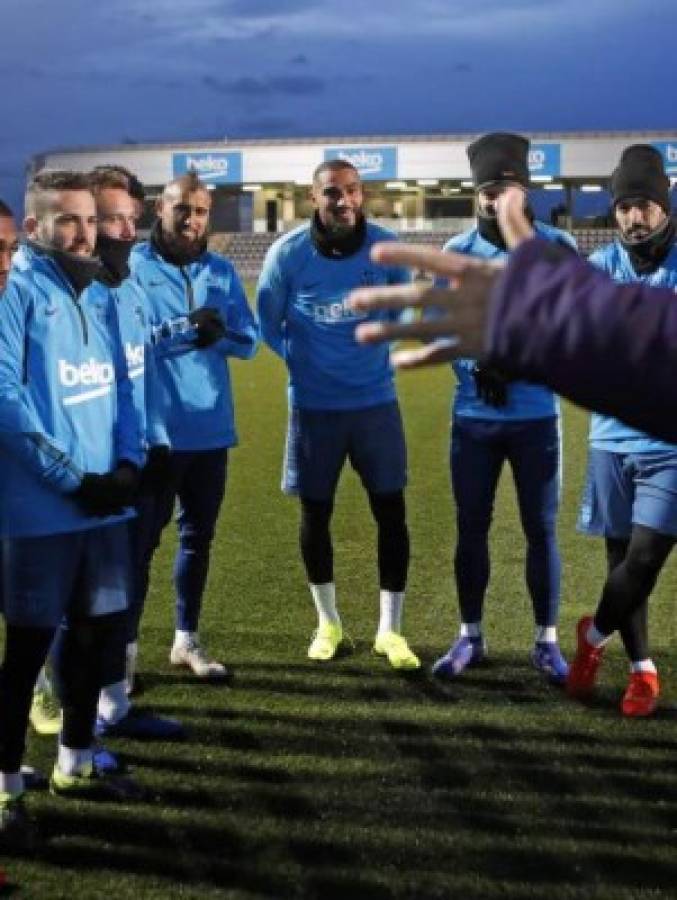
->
[57, 745, 93, 776]
[631, 659, 657, 674]
[34, 667, 51, 694]
[97, 680, 131, 725]
[309, 583, 340, 626]
[377, 590, 405, 635]
[535, 626, 558, 643]
[125, 641, 138, 694]
[0, 772, 24, 796]
[460, 622, 482, 639]
[173, 629, 194, 648]
[586, 623, 611, 648]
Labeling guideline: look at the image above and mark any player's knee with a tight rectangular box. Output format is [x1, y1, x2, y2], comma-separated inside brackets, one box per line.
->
[457, 512, 492, 538]
[368, 490, 406, 529]
[624, 546, 665, 585]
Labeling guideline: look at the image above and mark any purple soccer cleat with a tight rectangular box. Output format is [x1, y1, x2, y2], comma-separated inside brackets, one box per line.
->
[531, 641, 568, 684]
[431, 635, 486, 679]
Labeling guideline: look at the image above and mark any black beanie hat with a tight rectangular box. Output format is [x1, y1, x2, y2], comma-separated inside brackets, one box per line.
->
[467, 132, 530, 190]
[610, 144, 671, 214]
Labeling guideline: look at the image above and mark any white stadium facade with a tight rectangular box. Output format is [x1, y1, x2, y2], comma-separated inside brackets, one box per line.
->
[31, 131, 677, 277]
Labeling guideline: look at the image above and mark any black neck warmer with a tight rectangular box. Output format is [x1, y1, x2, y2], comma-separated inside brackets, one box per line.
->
[477, 206, 535, 252]
[96, 234, 134, 287]
[150, 220, 208, 267]
[27, 240, 101, 296]
[621, 217, 676, 276]
[310, 211, 366, 259]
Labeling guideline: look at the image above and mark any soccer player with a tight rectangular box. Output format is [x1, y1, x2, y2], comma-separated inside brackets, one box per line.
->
[0, 171, 143, 849]
[256, 159, 419, 670]
[567, 145, 677, 715]
[130, 171, 258, 680]
[348, 216, 677, 446]
[0, 200, 18, 293]
[429, 133, 576, 683]
[89, 166, 183, 738]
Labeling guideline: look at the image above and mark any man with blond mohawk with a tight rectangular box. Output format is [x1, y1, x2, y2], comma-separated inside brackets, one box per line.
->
[130, 171, 258, 680]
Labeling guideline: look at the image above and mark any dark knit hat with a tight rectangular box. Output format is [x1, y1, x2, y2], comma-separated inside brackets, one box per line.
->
[610, 144, 671, 214]
[467, 132, 530, 190]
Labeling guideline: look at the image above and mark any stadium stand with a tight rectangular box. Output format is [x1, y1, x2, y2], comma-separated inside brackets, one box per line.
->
[210, 228, 620, 280]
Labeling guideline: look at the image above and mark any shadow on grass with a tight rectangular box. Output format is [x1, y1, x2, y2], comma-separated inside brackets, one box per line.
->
[13, 653, 677, 897]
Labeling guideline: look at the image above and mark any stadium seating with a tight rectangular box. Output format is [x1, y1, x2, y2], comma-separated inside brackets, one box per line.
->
[210, 228, 619, 279]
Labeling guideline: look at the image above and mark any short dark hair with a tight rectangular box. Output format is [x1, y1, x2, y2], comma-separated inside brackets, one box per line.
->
[25, 169, 92, 218]
[0, 199, 14, 219]
[90, 164, 145, 204]
[164, 170, 207, 198]
[312, 158, 359, 185]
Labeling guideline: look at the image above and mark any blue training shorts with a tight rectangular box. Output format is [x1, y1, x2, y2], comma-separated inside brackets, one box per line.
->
[578, 447, 677, 538]
[0, 522, 131, 628]
[282, 401, 408, 501]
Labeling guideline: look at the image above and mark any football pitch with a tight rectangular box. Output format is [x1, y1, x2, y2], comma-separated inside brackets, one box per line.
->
[7, 331, 677, 898]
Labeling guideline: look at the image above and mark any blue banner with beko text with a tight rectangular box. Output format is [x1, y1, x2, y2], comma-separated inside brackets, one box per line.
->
[528, 143, 561, 178]
[172, 151, 243, 185]
[652, 141, 677, 176]
[324, 146, 397, 181]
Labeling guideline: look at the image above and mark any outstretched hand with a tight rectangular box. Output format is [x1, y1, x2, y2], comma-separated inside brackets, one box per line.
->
[348, 242, 504, 369]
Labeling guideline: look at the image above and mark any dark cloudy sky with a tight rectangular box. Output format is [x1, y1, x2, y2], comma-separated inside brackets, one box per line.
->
[1, 0, 674, 214]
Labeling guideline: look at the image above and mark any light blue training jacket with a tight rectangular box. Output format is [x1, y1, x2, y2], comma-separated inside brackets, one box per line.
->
[257, 221, 410, 410]
[130, 241, 259, 452]
[0, 244, 143, 537]
[588, 240, 677, 453]
[440, 221, 577, 421]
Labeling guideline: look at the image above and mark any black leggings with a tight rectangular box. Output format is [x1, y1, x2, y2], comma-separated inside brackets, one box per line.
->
[595, 526, 674, 657]
[0, 624, 54, 773]
[300, 490, 409, 591]
[0, 611, 129, 773]
[52, 611, 128, 750]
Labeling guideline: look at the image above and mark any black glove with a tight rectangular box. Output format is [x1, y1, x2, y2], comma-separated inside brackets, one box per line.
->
[72, 462, 140, 517]
[473, 363, 510, 408]
[139, 445, 172, 494]
[188, 306, 227, 349]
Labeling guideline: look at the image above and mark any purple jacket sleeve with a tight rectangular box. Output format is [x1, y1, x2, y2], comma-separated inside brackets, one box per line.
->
[485, 237, 677, 444]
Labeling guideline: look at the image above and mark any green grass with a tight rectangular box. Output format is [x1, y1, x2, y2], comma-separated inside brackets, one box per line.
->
[6, 322, 677, 898]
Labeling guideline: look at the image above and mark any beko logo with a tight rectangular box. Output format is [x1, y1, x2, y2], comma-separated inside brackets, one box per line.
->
[528, 149, 546, 170]
[59, 359, 114, 388]
[337, 150, 384, 175]
[125, 343, 144, 368]
[185, 155, 229, 177]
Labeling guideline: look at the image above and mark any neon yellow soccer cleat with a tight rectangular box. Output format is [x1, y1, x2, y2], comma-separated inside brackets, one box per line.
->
[373, 631, 421, 670]
[307, 622, 343, 661]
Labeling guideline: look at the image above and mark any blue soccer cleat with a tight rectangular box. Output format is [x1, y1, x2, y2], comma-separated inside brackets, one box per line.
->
[92, 743, 124, 775]
[95, 709, 185, 741]
[431, 635, 486, 679]
[531, 641, 568, 684]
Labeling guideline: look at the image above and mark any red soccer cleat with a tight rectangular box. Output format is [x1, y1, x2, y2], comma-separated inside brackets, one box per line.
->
[621, 671, 660, 718]
[566, 615, 605, 699]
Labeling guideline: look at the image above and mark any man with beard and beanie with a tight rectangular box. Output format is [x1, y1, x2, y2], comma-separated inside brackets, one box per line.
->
[256, 158, 419, 670]
[130, 171, 258, 681]
[88, 166, 184, 739]
[430, 133, 577, 684]
[0, 171, 144, 849]
[567, 145, 677, 716]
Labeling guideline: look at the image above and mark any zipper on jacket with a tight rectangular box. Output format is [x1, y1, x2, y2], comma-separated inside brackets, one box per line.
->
[71, 297, 89, 345]
[45, 254, 90, 345]
[179, 266, 195, 312]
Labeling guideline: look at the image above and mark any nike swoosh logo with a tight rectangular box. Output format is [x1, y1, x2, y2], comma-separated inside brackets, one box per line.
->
[45, 307, 58, 316]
